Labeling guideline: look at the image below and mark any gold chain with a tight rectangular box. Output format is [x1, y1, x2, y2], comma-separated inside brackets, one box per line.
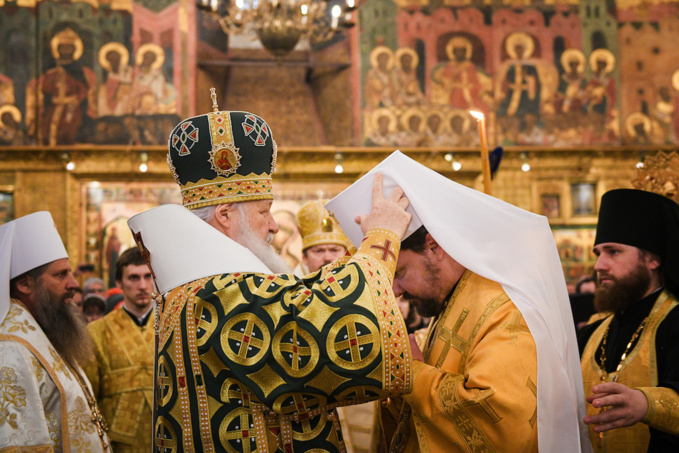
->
[66, 362, 110, 451]
[598, 316, 648, 383]
[596, 316, 648, 447]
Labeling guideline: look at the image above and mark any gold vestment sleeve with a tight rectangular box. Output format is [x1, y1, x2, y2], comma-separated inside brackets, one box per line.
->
[350, 228, 401, 278]
[639, 386, 679, 435]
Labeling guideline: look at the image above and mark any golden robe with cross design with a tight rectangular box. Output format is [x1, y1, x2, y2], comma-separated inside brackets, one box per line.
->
[153, 228, 412, 453]
[381, 270, 538, 453]
[581, 289, 679, 452]
[0, 300, 112, 452]
[84, 306, 155, 453]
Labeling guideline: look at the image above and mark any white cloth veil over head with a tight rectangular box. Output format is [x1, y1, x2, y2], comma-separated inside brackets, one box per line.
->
[127, 204, 271, 295]
[326, 151, 591, 453]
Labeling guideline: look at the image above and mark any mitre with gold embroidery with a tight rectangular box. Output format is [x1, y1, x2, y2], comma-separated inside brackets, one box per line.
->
[167, 89, 278, 209]
[296, 200, 352, 251]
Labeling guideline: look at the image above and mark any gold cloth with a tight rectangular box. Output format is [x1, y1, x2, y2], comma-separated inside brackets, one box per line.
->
[382, 271, 538, 452]
[154, 228, 412, 452]
[85, 306, 154, 452]
[581, 290, 679, 452]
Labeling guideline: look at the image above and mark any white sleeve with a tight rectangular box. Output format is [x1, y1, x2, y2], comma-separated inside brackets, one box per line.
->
[0, 341, 59, 449]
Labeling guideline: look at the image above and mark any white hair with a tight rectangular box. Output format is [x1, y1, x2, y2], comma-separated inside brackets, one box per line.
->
[235, 207, 290, 273]
[191, 202, 290, 273]
[192, 205, 217, 223]
[192, 203, 249, 223]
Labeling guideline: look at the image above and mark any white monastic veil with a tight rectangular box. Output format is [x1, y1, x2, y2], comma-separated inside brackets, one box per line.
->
[326, 151, 592, 453]
[127, 204, 271, 295]
[0, 212, 68, 324]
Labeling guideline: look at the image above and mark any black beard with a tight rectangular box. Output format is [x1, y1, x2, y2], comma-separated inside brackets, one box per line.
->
[594, 264, 652, 313]
[404, 258, 445, 318]
[32, 284, 94, 369]
[406, 294, 443, 318]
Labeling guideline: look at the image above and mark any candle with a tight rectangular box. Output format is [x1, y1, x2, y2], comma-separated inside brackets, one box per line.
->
[331, 5, 341, 28]
[469, 110, 492, 196]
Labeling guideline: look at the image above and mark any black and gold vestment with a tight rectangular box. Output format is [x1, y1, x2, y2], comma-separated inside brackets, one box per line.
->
[154, 228, 412, 452]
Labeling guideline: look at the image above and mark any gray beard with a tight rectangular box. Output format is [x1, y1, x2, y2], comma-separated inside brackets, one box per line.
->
[32, 284, 94, 369]
[235, 216, 292, 274]
[594, 263, 652, 313]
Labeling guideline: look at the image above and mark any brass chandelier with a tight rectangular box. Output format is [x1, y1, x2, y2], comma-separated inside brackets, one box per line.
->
[198, 0, 357, 58]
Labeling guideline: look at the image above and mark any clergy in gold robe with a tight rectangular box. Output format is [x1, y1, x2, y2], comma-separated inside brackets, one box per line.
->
[579, 189, 679, 452]
[0, 212, 111, 452]
[381, 234, 538, 452]
[128, 105, 414, 452]
[326, 151, 592, 452]
[85, 248, 155, 453]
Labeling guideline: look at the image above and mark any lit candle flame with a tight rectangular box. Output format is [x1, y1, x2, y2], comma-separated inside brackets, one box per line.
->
[469, 110, 484, 120]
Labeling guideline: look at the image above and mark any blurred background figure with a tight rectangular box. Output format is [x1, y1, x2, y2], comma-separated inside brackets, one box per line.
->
[73, 262, 96, 288]
[396, 295, 430, 334]
[576, 275, 597, 294]
[570, 273, 597, 332]
[294, 199, 351, 276]
[105, 287, 124, 313]
[82, 294, 106, 323]
[83, 277, 106, 298]
[84, 246, 154, 453]
[70, 287, 83, 311]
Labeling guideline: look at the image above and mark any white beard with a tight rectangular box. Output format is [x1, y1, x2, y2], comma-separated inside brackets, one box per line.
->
[235, 215, 292, 274]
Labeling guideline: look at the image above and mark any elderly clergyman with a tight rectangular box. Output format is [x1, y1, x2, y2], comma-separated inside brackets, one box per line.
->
[0, 211, 111, 451]
[129, 104, 414, 452]
[327, 151, 591, 452]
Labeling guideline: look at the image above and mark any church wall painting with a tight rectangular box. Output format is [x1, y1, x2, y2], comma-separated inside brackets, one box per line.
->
[0, 0, 196, 146]
[359, 0, 679, 148]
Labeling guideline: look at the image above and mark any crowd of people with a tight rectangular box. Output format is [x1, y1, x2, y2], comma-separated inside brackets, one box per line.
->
[0, 101, 676, 453]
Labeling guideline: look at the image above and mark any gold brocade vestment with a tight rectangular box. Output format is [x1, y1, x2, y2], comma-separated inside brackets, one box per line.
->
[581, 290, 679, 452]
[153, 229, 412, 452]
[382, 271, 538, 453]
[85, 306, 155, 453]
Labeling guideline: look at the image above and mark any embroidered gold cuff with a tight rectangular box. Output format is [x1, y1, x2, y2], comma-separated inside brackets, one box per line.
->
[638, 386, 679, 435]
[354, 228, 401, 277]
[349, 229, 410, 397]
